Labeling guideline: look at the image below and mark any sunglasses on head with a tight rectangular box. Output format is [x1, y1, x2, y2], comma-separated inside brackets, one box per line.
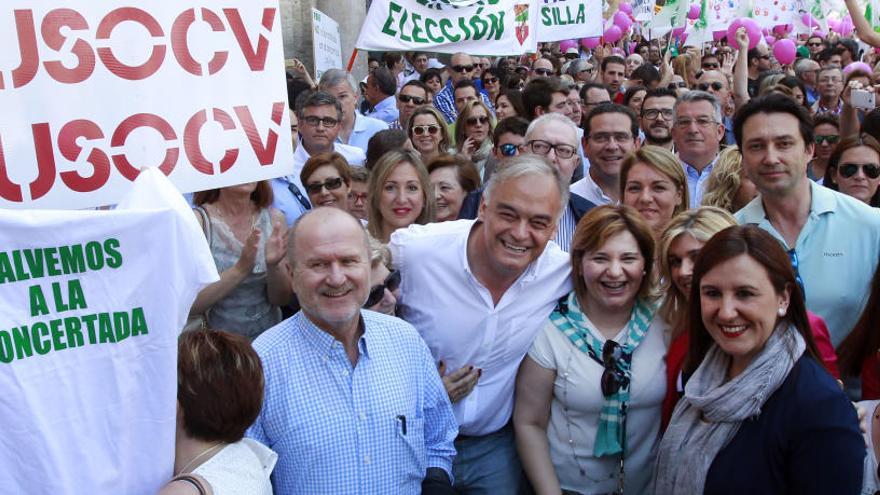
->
[814, 135, 839, 145]
[398, 94, 426, 105]
[696, 82, 724, 91]
[364, 270, 401, 308]
[498, 143, 519, 157]
[466, 116, 489, 126]
[839, 163, 880, 179]
[305, 177, 344, 195]
[452, 64, 474, 73]
[412, 124, 440, 136]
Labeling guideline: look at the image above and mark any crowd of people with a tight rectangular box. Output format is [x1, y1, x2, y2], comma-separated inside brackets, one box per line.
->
[160, 13, 880, 495]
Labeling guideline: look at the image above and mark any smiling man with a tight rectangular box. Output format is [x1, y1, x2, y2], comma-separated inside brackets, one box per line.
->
[734, 94, 880, 346]
[639, 87, 677, 151]
[390, 156, 572, 494]
[672, 91, 725, 207]
[573, 103, 641, 205]
[248, 207, 458, 494]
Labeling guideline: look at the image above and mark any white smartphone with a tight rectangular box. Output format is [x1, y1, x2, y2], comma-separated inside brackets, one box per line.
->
[852, 89, 876, 110]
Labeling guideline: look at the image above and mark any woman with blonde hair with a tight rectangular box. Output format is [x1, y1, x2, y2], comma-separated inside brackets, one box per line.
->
[701, 146, 758, 213]
[671, 54, 698, 88]
[367, 149, 435, 242]
[620, 146, 689, 238]
[407, 106, 451, 164]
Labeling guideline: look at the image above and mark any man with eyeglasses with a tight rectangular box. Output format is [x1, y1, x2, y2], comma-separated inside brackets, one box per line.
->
[319, 69, 388, 153]
[746, 45, 772, 97]
[671, 91, 725, 207]
[530, 57, 556, 80]
[794, 58, 822, 106]
[812, 67, 844, 115]
[735, 94, 880, 346]
[806, 35, 827, 57]
[639, 88, 677, 151]
[389, 80, 430, 130]
[572, 103, 641, 206]
[433, 52, 493, 124]
[696, 70, 735, 145]
[364, 67, 400, 125]
[271, 91, 366, 226]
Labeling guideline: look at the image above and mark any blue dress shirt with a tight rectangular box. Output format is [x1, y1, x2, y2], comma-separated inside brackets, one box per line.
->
[366, 95, 400, 124]
[247, 311, 458, 494]
[340, 112, 389, 153]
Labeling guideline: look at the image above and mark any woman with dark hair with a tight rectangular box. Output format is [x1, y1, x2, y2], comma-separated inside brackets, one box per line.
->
[420, 68, 443, 97]
[623, 85, 648, 116]
[776, 76, 808, 109]
[300, 152, 351, 210]
[653, 225, 864, 494]
[515, 205, 667, 495]
[809, 113, 840, 184]
[160, 329, 276, 494]
[495, 89, 525, 120]
[839, 260, 880, 398]
[191, 183, 291, 339]
[481, 67, 505, 106]
[428, 154, 481, 221]
[823, 134, 880, 207]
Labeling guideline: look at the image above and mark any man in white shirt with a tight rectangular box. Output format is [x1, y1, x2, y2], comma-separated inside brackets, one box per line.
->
[272, 91, 366, 226]
[572, 103, 641, 205]
[390, 156, 572, 494]
[671, 90, 724, 207]
[318, 69, 388, 153]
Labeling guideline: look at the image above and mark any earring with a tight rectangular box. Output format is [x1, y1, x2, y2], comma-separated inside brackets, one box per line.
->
[778, 307, 787, 317]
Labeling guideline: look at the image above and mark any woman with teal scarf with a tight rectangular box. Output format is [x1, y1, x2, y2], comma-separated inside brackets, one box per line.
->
[514, 205, 668, 495]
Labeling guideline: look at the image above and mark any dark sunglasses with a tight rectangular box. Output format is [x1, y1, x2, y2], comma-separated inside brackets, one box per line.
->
[398, 94, 426, 105]
[533, 68, 553, 76]
[697, 82, 723, 91]
[466, 116, 489, 126]
[600, 340, 628, 397]
[668, 82, 687, 89]
[364, 270, 401, 308]
[498, 143, 519, 157]
[452, 64, 474, 73]
[701, 62, 720, 69]
[483, 77, 499, 84]
[305, 177, 344, 195]
[839, 163, 880, 179]
[412, 124, 440, 136]
[815, 135, 840, 145]
[808, 42, 823, 47]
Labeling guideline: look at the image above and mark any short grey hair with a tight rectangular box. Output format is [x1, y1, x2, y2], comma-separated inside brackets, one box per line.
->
[524, 113, 579, 146]
[483, 154, 569, 218]
[318, 69, 359, 96]
[793, 58, 818, 77]
[565, 59, 592, 79]
[673, 90, 722, 124]
[287, 207, 369, 268]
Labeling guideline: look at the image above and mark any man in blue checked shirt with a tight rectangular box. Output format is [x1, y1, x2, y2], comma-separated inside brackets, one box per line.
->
[247, 207, 457, 494]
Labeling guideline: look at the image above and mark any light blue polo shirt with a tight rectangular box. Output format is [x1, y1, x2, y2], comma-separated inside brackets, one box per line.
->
[736, 181, 880, 346]
[339, 112, 388, 154]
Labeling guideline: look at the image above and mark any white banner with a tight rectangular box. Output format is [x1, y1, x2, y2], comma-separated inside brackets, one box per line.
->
[537, 0, 603, 42]
[355, 0, 539, 55]
[752, 0, 799, 27]
[0, 1, 294, 210]
[632, 0, 657, 21]
[312, 9, 342, 81]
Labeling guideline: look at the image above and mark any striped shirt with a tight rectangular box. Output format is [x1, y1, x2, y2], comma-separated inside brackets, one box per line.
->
[554, 204, 577, 252]
[433, 80, 494, 124]
[247, 311, 458, 494]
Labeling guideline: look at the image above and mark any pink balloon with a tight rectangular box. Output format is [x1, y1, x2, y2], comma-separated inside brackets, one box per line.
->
[801, 13, 819, 28]
[839, 19, 854, 37]
[772, 24, 793, 36]
[773, 38, 797, 65]
[688, 4, 701, 20]
[618, 3, 633, 15]
[726, 18, 745, 44]
[713, 30, 727, 41]
[580, 37, 601, 49]
[828, 19, 840, 32]
[604, 25, 623, 43]
[813, 29, 827, 38]
[559, 39, 578, 53]
[765, 35, 776, 46]
[613, 11, 633, 32]
[741, 18, 762, 49]
[672, 26, 686, 38]
[844, 62, 873, 75]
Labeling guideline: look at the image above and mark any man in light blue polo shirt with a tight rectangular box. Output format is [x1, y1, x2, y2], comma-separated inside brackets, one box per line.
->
[734, 94, 880, 345]
[318, 69, 388, 153]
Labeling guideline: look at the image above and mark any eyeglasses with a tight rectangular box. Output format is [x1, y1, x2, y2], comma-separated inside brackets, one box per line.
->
[533, 68, 553, 76]
[526, 139, 577, 159]
[348, 191, 368, 203]
[452, 65, 474, 73]
[587, 132, 633, 144]
[814, 134, 839, 145]
[674, 117, 716, 128]
[498, 143, 519, 157]
[701, 62, 720, 70]
[668, 82, 687, 89]
[364, 270, 401, 308]
[696, 82, 724, 92]
[483, 77, 499, 85]
[305, 177, 345, 194]
[818, 77, 842, 84]
[600, 340, 628, 397]
[466, 116, 489, 126]
[303, 116, 339, 128]
[412, 124, 440, 136]
[642, 108, 673, 120]
[839, 163, 880, 179]
[398, 94, 426, 105]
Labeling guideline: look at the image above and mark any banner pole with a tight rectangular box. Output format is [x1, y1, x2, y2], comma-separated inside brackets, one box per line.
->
[346, 48, 358, 73]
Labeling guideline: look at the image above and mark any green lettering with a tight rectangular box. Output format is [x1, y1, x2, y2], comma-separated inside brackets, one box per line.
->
[11, 251, 29, 281]
[23, 249, 44, 279]
[541, 6, 552, 26]
[12, 325, 33, 359]
[0, 253, 15, 283]
[470, 9, 488, 39]
[488, 12, 505, 40]
[58, 245, 86, 274]
[398, 8, 412, 42]
[114, 311, 130, 342]
[31, 322, 51, 355]
[67, 279, 86, 311]
[44, 247, 61, 276]
[98, 313, 115, 343]
[82, 314, 98, 344]
[576, 4, 585, 23]
[64, 317, 84, 348]
[28, 285, 49, 317]
[131, 307, 149, 336]
[458, 16, 471, 40]
[424, 18, 443, 43]
[49, 319, 66, 351]
[84, 242, 104, 270]
[382, 2, 401, 36]
[0, 331, 13, 363]
[52, 282, 69, 312]
[439, 18, 459, 42]
[410, 13, 427, 43]
[104, 238, 122, 269]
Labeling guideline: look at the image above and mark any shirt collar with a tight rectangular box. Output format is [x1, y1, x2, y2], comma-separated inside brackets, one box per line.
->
[739, 180, 836, 222]
[680, 154, 719, 177]
[297, 311, 371, 359]
[374, 95, 396, 112]
[585, 173, 615, 203]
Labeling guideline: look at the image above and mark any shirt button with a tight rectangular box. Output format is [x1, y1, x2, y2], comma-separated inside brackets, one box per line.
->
[343, 369, 349, 376]
[363, 455, 371, 464]
[359, 412, 366, 421]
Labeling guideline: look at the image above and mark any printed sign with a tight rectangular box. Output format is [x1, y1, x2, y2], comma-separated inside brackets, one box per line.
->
[0, 1, 294, 210]
[312, 9, 342, 80]
[537, 0, 603, 42]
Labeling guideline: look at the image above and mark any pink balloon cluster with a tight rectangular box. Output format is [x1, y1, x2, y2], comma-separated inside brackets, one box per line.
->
[580, 37, 601, 49]
[727, 18, 761, 49]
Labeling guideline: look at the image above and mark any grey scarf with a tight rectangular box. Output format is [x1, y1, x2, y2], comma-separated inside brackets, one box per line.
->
[652, 324, 805, 494]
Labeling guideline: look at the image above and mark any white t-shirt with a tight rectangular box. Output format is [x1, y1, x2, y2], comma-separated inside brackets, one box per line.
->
[528, 313, 668, 494]
[0, 168, 218, 494]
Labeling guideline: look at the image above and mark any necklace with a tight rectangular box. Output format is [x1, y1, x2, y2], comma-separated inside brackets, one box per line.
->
[178, 442, 224, 474]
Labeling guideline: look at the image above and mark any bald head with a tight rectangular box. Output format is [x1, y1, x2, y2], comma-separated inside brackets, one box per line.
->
[287, 207, 369, 267]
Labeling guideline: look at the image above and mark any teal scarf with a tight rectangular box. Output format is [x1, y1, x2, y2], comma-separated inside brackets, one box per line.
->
[549, 292, 657, 457]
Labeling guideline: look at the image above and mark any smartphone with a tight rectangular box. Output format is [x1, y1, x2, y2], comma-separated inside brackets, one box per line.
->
[852, 89, 876, 110]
